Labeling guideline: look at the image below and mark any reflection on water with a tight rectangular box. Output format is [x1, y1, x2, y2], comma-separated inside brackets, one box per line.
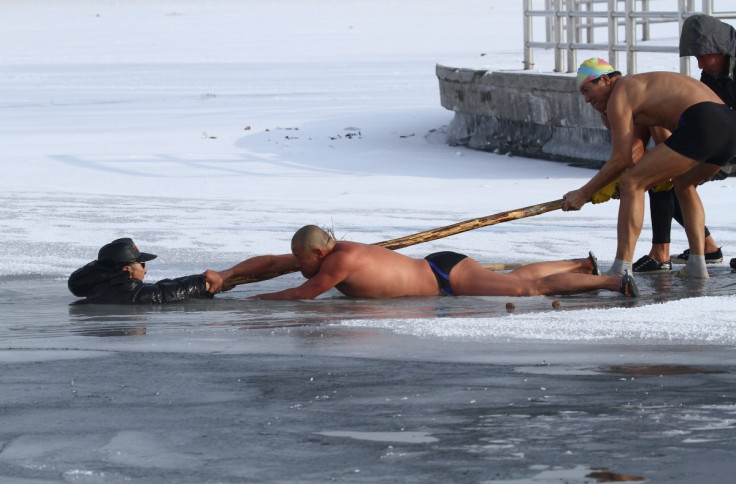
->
[648, 272, 706, 302]
[72, 325, 147, 337]
[60, 290, 646, 340]
[68, 296, 507, 332]
[0, 268, 733, 341]
[597, 364, 726, 375]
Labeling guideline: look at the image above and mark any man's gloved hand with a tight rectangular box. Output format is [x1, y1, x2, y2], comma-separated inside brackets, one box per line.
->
[652, 179, 674, 192]
[591, 176, 620, 204]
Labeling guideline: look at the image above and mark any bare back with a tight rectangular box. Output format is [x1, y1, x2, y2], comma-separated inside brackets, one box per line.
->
[608, 72, 723, 132]
[326, 242, 440, 297]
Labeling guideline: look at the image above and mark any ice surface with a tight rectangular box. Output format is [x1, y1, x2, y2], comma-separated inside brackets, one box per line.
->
[0, 1, 734, 482]
[2, 1, 735, 337]
[317, 430, 439, 444]
[341, 294, 736, 344]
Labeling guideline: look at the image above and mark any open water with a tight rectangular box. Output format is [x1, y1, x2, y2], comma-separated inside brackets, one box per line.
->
[1, 271, 735, 483]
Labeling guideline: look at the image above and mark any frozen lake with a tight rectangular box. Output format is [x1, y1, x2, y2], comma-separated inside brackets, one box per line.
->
[1, 1, 735, 482]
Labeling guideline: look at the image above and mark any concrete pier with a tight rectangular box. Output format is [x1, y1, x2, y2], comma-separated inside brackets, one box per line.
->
[436, 64, 611, 168]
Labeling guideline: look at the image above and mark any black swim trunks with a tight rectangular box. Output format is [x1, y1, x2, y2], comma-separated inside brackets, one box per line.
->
[664, 101, 736, 166]
[425, 251, 468, 296]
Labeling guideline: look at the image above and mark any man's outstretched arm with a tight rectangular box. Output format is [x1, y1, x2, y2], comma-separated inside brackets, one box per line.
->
[209, 254, 299, 293]
[251, 253, 351, 300]
[563, 88, 636, 211]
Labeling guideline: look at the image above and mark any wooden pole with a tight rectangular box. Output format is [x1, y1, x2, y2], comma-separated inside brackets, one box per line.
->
[375, 199, 564, 250]
[228, 199, 564, 286]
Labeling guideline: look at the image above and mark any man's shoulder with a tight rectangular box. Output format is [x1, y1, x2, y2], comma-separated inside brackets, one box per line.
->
[609, 73, 666, 108]
[333, 240, 374, 254]
[608, 75, 637, 99]
[612, 73, 651, 91]
[68, 261, 130, 297]
[80, 276, 140, 304]
[325, 241, 363, 264]
[618, 71, 678, 90]
[325, 241, 388, 269]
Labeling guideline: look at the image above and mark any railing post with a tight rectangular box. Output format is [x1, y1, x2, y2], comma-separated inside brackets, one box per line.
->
[584, 0, 594, 43]
[608, 0, 618, 70]
[523, 0, 534, 70]
[678, 0, 690, 75]
[546, 0, 555, 43]
[567, 0, 577, 72]
[625, 0, 637, 74]
[554, 0, 565, 72]
[641, 0, 651, 40]
[702, 0, 713, 16]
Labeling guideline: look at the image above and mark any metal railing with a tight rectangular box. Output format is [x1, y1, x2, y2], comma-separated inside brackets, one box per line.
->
[523, 0, 736, 75]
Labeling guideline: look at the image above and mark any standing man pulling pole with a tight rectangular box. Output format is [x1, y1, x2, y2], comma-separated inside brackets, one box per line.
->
[563, 60, 736, 278]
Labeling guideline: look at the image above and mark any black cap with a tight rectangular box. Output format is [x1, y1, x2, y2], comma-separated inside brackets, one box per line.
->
[97, 238, 157, 267]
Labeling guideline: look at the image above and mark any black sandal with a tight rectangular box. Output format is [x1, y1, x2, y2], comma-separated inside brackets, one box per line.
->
[620, 270, 639, 297]
[588, 251, 601, 276]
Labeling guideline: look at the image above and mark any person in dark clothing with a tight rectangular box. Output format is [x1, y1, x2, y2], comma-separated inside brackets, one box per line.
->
[636, 14, 735, 272]
[681, 14, 736, 106]
[68, 237, 218, 304]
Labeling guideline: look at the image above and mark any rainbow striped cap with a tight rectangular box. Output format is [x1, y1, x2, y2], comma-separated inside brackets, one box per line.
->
[577, 58, 615, 88]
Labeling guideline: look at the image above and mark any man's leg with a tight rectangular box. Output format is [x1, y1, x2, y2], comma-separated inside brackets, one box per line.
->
[647, 189, 674, 262]
[632, 189, 673, 274]
[673, 163, 722, 277]
[525, 272, 637, 297]
[671, 191, 721, 260]
[450, 258, 633, 297]
[507, 256, 596, 280]
[613, 178, 647, 275]
[614, 144, 700, 275]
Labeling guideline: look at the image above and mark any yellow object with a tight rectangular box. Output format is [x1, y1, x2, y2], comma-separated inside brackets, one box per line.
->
[591, 176, 620, 204]
[652, 179, 674, 192]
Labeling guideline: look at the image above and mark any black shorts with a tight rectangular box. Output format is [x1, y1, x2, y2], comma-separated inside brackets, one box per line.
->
[664, 102, 736, 166]
[425, 251, 468, 296]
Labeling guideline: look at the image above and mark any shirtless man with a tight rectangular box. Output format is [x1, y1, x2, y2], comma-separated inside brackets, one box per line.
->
[578, 58, 679, 274]
[563, 65, 736, 278]
[211, 225, 638, 299]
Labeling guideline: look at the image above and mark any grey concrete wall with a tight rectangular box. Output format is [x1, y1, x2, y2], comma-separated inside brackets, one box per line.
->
[436, 64, 611, 168]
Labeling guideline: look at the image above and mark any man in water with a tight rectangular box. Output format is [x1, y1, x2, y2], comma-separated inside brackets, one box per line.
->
[69, 237, 219, 304]
[210, 225, 638, 299]
[563, 62, 736, 278]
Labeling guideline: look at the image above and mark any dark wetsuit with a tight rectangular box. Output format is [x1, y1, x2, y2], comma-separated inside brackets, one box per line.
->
[649, 189, 711, 244]
[664, 102, 736, 166]
[425, 251, 468, 296]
